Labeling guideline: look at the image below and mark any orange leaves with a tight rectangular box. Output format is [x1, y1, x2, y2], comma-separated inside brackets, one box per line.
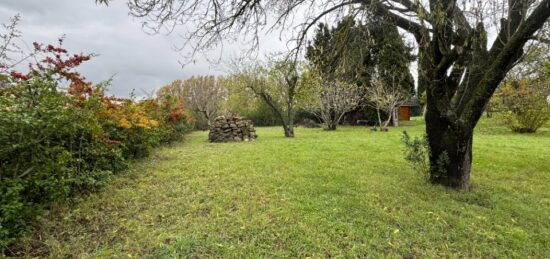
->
[168, 106, 186, 123]
[104, 99, 160, 130]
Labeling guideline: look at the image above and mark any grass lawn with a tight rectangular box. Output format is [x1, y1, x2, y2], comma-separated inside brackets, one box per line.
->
[15, 119, 550, 258]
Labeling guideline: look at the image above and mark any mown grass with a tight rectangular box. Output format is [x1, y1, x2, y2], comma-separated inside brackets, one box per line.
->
[14, 118, 550, 258]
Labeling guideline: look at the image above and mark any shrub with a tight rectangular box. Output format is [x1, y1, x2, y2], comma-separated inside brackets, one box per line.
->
[401, 132, 430, 180]
[497, 79, 550, 133]
[0, 74, 116, 248]
[401, 131, 449, 182]
[0, 40, 191, 251]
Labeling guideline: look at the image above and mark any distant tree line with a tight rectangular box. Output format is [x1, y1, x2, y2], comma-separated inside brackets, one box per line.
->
[157, 16, 417, 135]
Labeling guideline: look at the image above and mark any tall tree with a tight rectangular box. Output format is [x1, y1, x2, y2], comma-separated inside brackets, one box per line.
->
[102, 0, 550, 189]
[370, 19, 415, 95]
[306, 16, 414, 91]
[306, 16, 414, 127]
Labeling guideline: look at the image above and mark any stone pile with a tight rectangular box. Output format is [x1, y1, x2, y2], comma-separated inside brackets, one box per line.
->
[208, 116, 257, 142]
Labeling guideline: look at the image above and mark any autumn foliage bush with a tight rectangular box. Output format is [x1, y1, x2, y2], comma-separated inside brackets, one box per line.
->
[494, 79, 550, 133]
[0, 40, 191, 250]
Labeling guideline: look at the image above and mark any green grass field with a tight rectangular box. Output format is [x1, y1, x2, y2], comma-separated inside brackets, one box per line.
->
[15, 119, 550, 258]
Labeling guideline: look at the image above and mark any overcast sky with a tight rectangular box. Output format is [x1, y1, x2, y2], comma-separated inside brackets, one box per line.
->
[0, 0, 289, 97]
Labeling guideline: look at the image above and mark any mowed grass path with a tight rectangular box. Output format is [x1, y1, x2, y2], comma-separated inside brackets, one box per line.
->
[18, 120, 550, 258]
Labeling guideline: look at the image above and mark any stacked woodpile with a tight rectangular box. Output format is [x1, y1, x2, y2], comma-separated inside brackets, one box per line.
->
[208, 116, 257, 142]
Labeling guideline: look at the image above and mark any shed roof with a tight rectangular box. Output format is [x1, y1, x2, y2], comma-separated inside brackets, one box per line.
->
[401, 97, 420, 107]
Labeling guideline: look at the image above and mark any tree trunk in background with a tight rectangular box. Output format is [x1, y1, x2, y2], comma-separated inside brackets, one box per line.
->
[324, 121, 337, 130]
[260, 93, 295, 138]
[485, 103, 493, 118]
[321, 109, 339, 131]
[283, 123, 294, 137]
[392, 109, 399, 127]
[376, 108, 383, 128]
[284, 106, 295, 137]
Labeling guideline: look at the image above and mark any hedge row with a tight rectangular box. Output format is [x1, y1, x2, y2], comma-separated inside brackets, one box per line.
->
[0, 45, 192, 251]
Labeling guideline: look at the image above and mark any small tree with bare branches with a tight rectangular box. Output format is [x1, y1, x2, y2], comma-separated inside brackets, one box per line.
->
[303, 68, 362, 130]
[367, 74, 408, 130]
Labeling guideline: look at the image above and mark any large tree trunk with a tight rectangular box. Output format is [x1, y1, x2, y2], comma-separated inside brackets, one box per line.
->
[425, 104, 473, 190]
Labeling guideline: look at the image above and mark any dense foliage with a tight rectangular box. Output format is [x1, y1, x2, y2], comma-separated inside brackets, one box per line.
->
[0, 40, 191, 250]
[306, 16, 414, 92]
[305, 17, 415, 127]
[496, 79, 550, 133]
[489, 61, 550, 133]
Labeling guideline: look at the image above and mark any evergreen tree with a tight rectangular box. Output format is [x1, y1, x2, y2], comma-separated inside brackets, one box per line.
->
[306, 17, 415, 94]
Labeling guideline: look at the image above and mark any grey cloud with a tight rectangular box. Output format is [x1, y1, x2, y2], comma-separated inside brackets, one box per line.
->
[0, 0, 288, 97]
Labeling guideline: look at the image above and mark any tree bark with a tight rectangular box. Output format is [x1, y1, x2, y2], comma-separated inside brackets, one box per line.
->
[425, 102, 473, 190]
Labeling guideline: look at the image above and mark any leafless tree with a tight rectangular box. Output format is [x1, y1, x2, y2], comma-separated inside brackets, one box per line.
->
[99, 0, 550, 189]
[366, 74, 408, 130]
[157, 76, 226, 129]
[304, 69, 362, 130]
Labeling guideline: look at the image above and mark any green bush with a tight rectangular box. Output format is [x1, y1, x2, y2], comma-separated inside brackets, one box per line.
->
[495, 79, 550, 133]
[401, 131, 430, 180]
[402, 131, 449, 182]
[0, 74, 191, 251]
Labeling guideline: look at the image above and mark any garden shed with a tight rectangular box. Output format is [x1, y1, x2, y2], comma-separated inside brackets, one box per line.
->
[399, 98, 420, 121]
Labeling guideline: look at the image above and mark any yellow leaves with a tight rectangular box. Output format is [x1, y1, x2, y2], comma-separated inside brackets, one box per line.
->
[107, 100, 161, 129]
[135, 117, 153, 129]
[118, 118, 131, 129]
